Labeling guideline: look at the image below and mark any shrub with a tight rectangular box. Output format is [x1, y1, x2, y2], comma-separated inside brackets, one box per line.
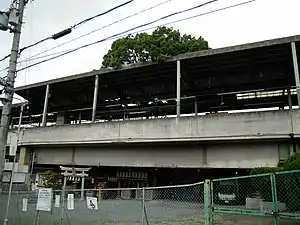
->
[282, 152, 300, 171]
[43, 170, 62, 190]
[250, 167, 284, 175]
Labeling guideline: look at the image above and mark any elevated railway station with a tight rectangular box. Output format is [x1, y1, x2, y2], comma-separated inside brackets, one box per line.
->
[3, 34, 300, 190]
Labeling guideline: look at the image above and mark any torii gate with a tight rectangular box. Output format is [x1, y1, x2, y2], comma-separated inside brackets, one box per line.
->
[60, 166, 91, 200]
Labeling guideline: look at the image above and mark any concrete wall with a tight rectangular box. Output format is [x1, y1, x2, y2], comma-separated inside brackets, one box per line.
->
[34, 142, 286, 168]
[11, 109, 297, 146]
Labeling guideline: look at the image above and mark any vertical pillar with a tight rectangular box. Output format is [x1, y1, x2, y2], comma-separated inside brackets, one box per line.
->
[194, 97, 198, 116]
[92, 75, 99, 123]
[18, 147, 28, 165]
[176, 60, 181, 123]
[288, 89, 295, 154]
[78, 112, 82, 124]
[288, 88, 294, 132]
[81, 173, 85, 200]
[291, 42, 300, 106]
[117, 179, 121, 197]
[42, 84, 50, 126]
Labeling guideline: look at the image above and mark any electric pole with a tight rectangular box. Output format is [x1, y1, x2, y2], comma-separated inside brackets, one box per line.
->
[0, 0, 26, 192]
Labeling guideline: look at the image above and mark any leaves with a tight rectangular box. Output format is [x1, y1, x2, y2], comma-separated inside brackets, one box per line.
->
[43, 170, 62, 190]
[282, 152, 300, 171]
[102, 26, 209, 68]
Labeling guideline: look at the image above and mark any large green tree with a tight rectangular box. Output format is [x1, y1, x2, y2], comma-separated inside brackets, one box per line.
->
[102, 26, 209, 68]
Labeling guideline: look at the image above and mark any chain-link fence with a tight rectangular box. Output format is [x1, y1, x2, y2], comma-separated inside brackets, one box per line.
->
[2, 171, 300, 225]
[211, 171, 300, 225]
[144, 182, 204, 225]
[1, 182, 204, 225]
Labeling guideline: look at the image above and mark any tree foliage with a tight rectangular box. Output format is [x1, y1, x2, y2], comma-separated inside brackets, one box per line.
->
[250, 152, 300, 175]
[282, 152, 300, 171]
[102, 26, 209, 68]
[43, 170, 62, 190]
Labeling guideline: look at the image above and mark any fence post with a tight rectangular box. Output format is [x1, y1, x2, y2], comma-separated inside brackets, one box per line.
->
[98, 187, 101, 210]
[204, 179, 213, 225]
[141, 187, 145, 225]
[270, 173, 279, 225]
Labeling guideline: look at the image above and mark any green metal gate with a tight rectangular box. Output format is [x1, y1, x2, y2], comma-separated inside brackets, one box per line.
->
[204, 170, 300, 225]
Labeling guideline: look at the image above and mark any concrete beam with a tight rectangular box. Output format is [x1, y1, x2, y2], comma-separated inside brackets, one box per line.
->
[10, 110, 299, 146]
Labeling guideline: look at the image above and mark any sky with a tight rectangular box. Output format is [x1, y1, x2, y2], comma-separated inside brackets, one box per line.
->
[0, 0, 300, 88]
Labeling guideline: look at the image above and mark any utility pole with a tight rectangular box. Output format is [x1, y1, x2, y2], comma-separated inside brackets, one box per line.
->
[0, 0, 26, 192]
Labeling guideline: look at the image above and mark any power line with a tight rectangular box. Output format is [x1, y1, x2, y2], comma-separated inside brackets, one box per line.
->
[16, 0, 219, 72]
[20, 0, 174, 63]
[0, 0, 135, 62]
[70, 0, 134, 30]
[16, 0, 255, 72]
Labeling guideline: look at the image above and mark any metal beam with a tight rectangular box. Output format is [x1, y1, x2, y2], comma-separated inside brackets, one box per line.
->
[194, 97, 198, 116]
[176, 60, 181, 122]
[92, 75, 99, 123]
[41, 84, 50, 126]
[291, 42, 300, 106]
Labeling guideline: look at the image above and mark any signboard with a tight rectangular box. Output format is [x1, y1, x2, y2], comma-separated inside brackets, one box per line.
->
[22, 198, 28, 212]
[55, 195, 60, 208]
[86, 197, 98, 210]
[67, 194, 74, 210]
[2, 172, 26, 183]
[36, 188, 53, 212]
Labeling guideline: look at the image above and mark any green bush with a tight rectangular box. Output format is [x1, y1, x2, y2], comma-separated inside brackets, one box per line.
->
[43, 170, 62, 190]
[282, 152, 300, 170]
[250, 167, 284, 175]
[250, 153, 300, 211]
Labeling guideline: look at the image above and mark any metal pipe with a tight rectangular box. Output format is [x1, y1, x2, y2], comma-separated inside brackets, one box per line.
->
[41, 84, 50, 126]
[141, 187, 145, 225]
[4, 104, 24, 225]
[194, 97, 198, 116]
[60, 176, 67, 225]
[92, 75, 99, 123]
[78, 112, 82, 124]
[176, 60, 181, 123]
[291, 42, 300, 106]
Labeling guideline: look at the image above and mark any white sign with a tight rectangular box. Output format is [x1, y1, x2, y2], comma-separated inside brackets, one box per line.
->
[22, 198, 28, 212]
[86, 197, 98, 210]
[67, 194, 74, 210]
[36, 188, 53, 212]
[55, 195, 60, 208]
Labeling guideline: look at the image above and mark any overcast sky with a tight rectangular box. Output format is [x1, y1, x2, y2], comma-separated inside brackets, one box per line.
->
[0, 0, 300, 87]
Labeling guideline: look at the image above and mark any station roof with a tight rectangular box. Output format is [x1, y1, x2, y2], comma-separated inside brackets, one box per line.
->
[11, 34, 300, 122]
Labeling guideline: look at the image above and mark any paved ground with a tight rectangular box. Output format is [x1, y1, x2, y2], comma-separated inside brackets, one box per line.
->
[0, 195, 299, 225]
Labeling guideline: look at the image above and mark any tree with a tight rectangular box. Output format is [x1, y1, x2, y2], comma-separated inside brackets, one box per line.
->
[102, 26, 209, 68]
[43, 170, 62, 190]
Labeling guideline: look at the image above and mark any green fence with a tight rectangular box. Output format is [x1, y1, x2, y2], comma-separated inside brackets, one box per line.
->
[208, 169, 300, 225]
[1, 170, 300, 225]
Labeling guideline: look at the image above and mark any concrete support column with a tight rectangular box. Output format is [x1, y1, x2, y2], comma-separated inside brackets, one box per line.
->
[81, 175, 85, 200]
[176, 60, 181, 123]
[18, 147, 29, 165]
[92, 75, 99, 123]
[291, 42, 300, 106]
[42, 84, 50, 126]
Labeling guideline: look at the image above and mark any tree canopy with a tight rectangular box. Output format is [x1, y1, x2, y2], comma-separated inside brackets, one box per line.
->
[43, 170, 62, 190]
[102, 26, 209, 68]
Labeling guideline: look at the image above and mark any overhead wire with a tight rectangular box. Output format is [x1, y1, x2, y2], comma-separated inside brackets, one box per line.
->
[20, 0, 175, 63]
[16, 0, 219, 72]
[16, 0, 255, 72]
[0, 0, 135, 62]
[70, 0, 134, 30]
